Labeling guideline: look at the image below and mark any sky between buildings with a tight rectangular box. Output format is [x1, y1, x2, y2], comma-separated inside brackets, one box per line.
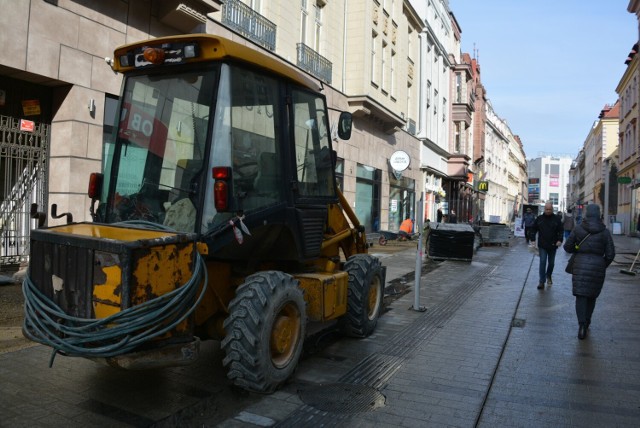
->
[450, 0, 637, 160]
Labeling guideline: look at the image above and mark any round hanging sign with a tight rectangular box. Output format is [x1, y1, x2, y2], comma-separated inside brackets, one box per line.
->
[389, 150, 410, 172]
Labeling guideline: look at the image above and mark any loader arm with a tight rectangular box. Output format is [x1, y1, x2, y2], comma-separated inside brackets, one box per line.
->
[321, 187, 368, 259]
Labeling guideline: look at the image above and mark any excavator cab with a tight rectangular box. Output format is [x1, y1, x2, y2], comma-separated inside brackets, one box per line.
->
[92, 54, 352, 262]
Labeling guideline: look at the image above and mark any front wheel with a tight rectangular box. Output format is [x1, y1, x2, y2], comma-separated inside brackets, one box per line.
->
[221, 271, 306, 393]
[339, 254, 384, 337]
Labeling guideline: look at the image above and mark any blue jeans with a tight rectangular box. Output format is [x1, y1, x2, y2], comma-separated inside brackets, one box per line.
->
[564, 230, 571, 239]
[538, 246, 557, 283]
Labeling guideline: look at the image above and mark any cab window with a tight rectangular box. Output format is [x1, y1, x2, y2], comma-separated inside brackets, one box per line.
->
[292, 90, 334, 199]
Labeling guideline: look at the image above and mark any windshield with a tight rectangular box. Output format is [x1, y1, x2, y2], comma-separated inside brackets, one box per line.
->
[102, 67, 217, 232]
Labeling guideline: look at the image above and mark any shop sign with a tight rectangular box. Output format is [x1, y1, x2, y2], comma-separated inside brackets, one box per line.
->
[22, 99, 41, 116]
[477, 181, 489, 192]
[389, 150, 410, 172]
[617, 176, 632, 184]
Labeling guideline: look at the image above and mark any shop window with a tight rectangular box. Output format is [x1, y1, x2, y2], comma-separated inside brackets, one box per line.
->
[388, 171, 415, 232]
[356, 164, 381, 232]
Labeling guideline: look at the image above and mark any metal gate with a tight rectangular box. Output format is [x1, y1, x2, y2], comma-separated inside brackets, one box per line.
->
[0, 114, 49, 269]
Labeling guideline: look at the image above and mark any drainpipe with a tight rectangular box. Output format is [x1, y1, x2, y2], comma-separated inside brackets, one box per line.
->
[417, 32, 425, 137]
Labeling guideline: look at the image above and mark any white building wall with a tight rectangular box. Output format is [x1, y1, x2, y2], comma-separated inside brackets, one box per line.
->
[483, 101, 513, 222]
[527, 155, 574, 212]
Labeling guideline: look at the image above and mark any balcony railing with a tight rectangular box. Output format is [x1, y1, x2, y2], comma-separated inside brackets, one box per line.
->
[222, 0, 276, 51]
[296, 43, 332, 84]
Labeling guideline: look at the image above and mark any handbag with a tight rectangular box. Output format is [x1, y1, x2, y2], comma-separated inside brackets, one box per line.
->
[565, 233, 591, 274]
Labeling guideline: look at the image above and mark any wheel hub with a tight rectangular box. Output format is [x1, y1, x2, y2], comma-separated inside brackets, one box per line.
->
[270, 303, 301, 367]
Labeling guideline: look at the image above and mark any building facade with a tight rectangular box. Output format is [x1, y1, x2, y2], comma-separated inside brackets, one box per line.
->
[616, 38, 640, 233]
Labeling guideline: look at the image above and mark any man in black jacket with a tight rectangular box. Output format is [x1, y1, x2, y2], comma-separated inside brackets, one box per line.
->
[531, 202, 564, 289]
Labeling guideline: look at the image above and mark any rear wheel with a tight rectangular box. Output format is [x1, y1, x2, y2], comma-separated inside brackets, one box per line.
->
[221, 271, 306, 393]
[339, 254, 383, 337]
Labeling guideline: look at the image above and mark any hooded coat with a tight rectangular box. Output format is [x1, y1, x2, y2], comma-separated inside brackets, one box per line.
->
[563, 211, 615, 298]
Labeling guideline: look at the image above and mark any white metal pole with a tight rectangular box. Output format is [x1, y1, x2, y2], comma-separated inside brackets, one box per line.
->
[413, 194, 426, 311]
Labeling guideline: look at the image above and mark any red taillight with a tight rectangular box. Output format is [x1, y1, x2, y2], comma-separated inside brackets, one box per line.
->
[212, 166, 232, 211]
[214, 181, 228, 211]
[87, 173, 103, 199]
[212, 166, 231, 179]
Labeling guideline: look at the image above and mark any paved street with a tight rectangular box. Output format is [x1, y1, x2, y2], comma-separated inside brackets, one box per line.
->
[1, 234, 639, 427]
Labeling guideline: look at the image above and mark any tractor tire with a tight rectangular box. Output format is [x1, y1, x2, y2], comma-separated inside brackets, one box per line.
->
[221, 271, 306, 394]
[339, 254, 383, 338]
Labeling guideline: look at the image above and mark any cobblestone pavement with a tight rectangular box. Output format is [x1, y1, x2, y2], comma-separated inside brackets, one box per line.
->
[0, 234, 638, 427]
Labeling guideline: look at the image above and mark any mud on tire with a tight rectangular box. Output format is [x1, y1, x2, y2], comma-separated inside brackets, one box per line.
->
[221, 271, 306, 393]
[339, 254, 383, 337]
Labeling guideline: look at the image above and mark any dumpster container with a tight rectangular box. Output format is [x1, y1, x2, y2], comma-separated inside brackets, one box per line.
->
[428, 223, 475, 261]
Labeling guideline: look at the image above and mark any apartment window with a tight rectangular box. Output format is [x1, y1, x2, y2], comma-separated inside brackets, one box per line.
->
[455, 72, 462, 103]
[434, 89, 438, 115]
[314, 3, 322, 52]
[300, 0, 308, 45]
[390, 49, 396, 98]
[454, 122, 461, 153]
[371, 31, 378, 85]
[250, 0, 261, 11]
[406, 81, 411, 125]
[381, 41, 387, 92]
[442, 97, 447, 122]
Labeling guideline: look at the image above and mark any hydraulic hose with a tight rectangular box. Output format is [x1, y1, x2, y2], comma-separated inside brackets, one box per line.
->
[22, 221, 207, 366]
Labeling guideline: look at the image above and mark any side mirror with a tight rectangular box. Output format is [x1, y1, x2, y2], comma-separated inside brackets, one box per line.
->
[337, 112, 352, 140]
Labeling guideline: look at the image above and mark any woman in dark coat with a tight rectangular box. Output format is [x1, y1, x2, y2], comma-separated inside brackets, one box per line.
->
[563, 204, 615, 340]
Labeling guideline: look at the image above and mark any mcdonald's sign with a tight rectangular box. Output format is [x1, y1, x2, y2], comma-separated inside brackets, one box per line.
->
[477, 181, 489, 192]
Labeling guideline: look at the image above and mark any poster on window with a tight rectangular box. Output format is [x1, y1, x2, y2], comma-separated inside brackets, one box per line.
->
[549, 174, 559, 187]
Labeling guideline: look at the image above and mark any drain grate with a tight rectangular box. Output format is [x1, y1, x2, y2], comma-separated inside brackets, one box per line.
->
[298, 383, 385, 413]
[512, 318, 526, 328]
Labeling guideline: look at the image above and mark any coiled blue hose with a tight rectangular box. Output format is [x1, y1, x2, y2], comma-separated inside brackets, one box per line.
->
[22, 221, 208, 366]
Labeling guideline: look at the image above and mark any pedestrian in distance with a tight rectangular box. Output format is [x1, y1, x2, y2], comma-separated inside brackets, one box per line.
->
[521, 208, 536, 245]
[531, 202, 564, 289]
[449, 210, 457, 224]
[563, 204, 615, 340]
[437, 208, 443, 223]
[562, 208, 575, 240]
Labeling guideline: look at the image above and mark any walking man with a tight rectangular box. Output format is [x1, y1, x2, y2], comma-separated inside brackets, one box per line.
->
[521, 207, 536, 245]
[531, 202, 564, 289]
